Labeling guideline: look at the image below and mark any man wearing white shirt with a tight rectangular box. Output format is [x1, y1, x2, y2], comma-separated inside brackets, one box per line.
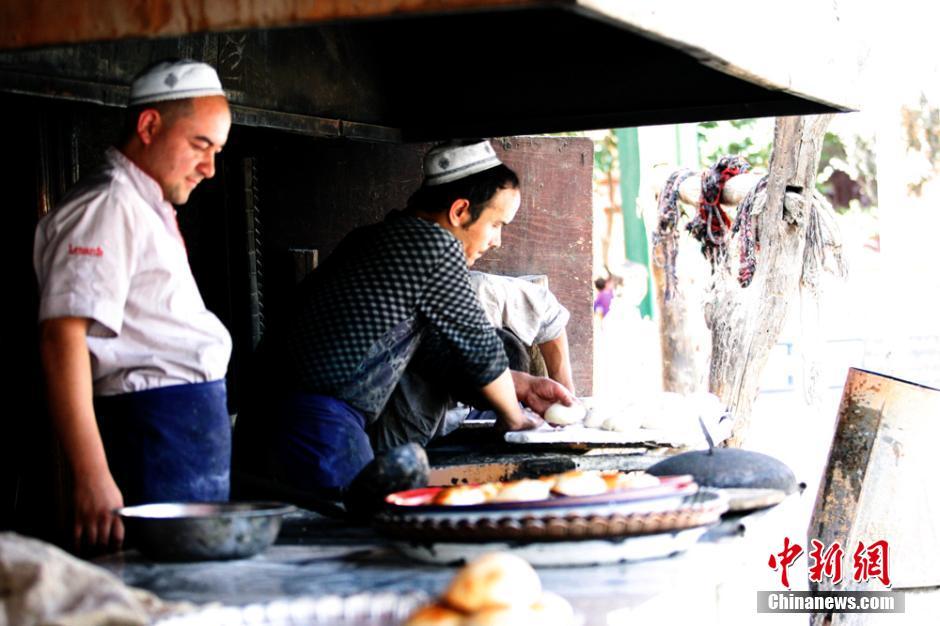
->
[33, 59, 233, 552]
[468, 271, 574, 393]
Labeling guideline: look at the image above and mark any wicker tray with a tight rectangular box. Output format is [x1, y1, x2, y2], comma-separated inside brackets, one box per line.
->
[375, 490, 727, 543]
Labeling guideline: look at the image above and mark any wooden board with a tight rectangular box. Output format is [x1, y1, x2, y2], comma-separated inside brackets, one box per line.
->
[504, 418, 731, 449]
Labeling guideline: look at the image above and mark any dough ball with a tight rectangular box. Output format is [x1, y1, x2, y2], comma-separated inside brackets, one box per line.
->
[582, 406, 607, 429]
[490, 479, 551, 503]
[404, 603, 466, 626]
[443, 552, 542, 613]
[550, 470, 608, 497]
[544, 402, 587, 426]
[600, 413, 639, 433]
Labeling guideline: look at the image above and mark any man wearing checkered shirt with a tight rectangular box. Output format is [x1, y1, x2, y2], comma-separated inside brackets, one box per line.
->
[234, 141, 575, 500]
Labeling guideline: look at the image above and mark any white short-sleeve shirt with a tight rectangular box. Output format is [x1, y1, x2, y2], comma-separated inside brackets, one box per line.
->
[34, 147, 232, 396]
[468, 272, 570, 346]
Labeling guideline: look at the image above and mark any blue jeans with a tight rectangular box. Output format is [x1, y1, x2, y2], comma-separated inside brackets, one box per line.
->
[271, 392, 375, 492]
[95, 380, 230, 503]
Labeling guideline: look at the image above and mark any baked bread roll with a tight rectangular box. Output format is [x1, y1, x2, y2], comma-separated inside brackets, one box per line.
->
[462, 605, 535, 626]
[531, 591, 576, 626]
[550, 470, 608, 497]
[544, 402, 587, 426]
[433, 484, 495, 506]
[489, 479, 552, 503]
[404, 603, 466, 626]
[601, 470, 660, 491]
[443, 552, 542, 613]
[461, 591, 575, 626]
[600, 470, 630, 491]
[622, 471, 661, 489]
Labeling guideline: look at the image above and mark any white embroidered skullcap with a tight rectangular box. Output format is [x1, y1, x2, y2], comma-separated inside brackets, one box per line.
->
[424, 140, 502, 186]
[129, 59, 225, 106]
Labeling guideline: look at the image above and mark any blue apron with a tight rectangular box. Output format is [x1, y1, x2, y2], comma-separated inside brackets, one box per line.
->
[95, 380, 231, 504]
[271, 392, 375, 492]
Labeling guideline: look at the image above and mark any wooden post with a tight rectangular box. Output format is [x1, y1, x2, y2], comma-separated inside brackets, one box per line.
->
[709, 115, 833, 446]
[651, 234, 707, 394]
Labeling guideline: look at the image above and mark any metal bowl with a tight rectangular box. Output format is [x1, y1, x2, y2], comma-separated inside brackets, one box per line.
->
[116, 501, 295, 562]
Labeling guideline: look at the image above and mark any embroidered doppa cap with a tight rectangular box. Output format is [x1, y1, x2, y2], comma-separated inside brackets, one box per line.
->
[129, 59, 225, 106]
[424, 140, 502, 186]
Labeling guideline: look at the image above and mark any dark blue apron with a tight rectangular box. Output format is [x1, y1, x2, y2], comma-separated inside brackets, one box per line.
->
[95, 380, 231, 504]
[271, 392, 375, 492]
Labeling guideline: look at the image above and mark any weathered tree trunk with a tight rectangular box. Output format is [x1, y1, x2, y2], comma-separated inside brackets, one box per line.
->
[651, 237, 707, 395]
[653, 172, 767, 394]
[708, 115, 833, 447]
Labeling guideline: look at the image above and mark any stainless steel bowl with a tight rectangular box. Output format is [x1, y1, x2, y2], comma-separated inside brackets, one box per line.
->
[116, 501, 295, 561]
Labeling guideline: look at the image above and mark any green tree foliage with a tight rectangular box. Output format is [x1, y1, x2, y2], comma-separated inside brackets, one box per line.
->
[697, 118, 877, 213]
[697, 119, 772, 170]
[593, 130, 618, 177]
[901, 95, 940, 197]
[817, 130, 877, 211]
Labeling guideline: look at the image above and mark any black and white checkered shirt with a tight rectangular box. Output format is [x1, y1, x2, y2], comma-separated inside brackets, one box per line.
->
[285, 211, 508, 418]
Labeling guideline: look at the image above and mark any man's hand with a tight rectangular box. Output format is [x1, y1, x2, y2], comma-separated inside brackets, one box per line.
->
[479, 369, 545, 432]
[511, 370, 576, 416]
[72, 469, 125, 553]
[495, 406, 545, 432]
[40, 317, 125, 553]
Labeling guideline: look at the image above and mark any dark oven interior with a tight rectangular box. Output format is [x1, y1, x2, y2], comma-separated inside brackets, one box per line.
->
[0, 90, 594, 540]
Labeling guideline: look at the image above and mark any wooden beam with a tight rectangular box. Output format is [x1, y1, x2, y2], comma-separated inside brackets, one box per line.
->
[649, 168, 766, 209]
[677, 172, 765, 208]
[0, 0, 543, 50]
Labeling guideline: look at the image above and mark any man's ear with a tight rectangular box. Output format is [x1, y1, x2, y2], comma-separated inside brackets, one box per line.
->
[136, 109, 162, 145]
[447, 198, 471, 227]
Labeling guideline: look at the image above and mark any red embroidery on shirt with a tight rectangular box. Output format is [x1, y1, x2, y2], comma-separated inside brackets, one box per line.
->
[68, 244, 104, 257]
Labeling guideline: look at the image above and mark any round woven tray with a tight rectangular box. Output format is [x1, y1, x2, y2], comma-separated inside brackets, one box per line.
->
[375, 490, 727, 542]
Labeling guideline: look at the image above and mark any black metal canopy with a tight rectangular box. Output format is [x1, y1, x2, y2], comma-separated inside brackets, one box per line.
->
[0, 3, 851, 141]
